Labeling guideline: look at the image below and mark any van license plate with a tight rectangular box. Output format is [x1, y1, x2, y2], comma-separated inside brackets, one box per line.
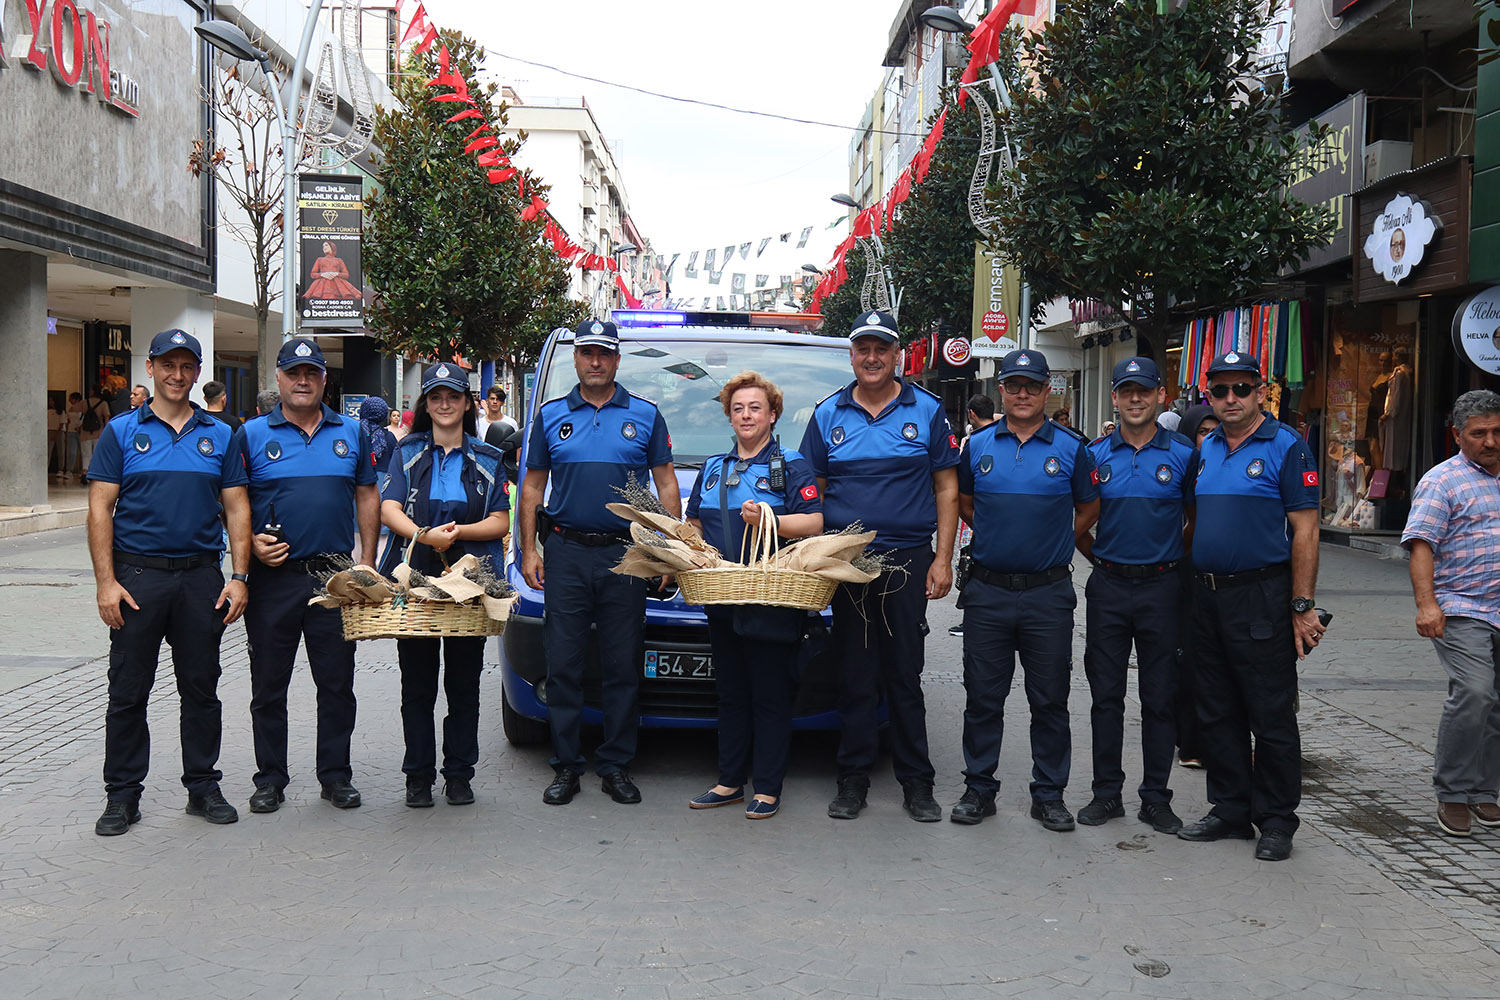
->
[644, 650, 714, 680]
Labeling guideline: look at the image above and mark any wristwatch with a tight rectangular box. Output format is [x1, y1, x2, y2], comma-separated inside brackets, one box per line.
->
[231, 573, 250, 583]
[1290, 597, 1314, 614]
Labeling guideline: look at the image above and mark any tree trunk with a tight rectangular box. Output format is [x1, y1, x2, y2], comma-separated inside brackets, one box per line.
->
[258, 311, 278, 395]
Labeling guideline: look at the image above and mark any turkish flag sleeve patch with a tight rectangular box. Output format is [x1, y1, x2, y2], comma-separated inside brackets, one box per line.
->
[1091, 469, 1101, 485]
[948, 434, 959, 449]
[800, 484, 819, 501]
[1303, 470, 1319, 487]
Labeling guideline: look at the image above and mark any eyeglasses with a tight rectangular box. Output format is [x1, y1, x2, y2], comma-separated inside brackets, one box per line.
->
[1208, 382, 1259, 399]
[725, 458, 751, 487]
[1000, 380, 1047, 396]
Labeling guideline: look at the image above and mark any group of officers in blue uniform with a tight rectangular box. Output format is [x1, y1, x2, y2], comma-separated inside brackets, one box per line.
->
[90, 311, 1326, 862]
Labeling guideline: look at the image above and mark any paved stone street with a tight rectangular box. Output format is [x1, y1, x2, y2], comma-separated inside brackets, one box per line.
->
[0, 526, 1495, 998]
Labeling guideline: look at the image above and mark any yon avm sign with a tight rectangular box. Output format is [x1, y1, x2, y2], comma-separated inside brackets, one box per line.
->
[0, 0, 141, 117]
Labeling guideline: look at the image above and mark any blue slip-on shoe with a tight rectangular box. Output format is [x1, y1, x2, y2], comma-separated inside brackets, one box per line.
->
[745, 799, 780, 820]
[689, 787, 745, 809]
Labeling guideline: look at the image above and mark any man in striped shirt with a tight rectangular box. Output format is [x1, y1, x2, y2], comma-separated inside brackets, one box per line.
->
[1402, 389, 1500, 838]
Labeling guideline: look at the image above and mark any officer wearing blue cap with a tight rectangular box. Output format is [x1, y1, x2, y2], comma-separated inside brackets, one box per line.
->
[238, 336, 379, 814]
[951, 348, 1098, 831]
[379, 363, 509, 807]
[1176, 350, 1324, 862]
[86, 329, 252, 835]
[519, 317, 680, 807]
[1072, 356, 1197, 835]
[800, 309, 960, 823]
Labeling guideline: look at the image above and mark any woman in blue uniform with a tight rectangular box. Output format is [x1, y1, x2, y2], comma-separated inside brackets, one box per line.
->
[380, 365, 510, 807]
[684, 371, 823, 819]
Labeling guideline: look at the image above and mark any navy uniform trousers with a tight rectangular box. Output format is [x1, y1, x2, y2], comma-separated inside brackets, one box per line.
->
[245, 562, 357, 790]
[960, 574, 1075, 801]
[1082, 568, 1179, 804]
[397, 635, 486, 783]
[104, 563, 227, 802]
[706, 613, 797, 798]
[1191, 567, 1301, 835]
[542, 532, 646, 776]
[833, 544, 936, 785]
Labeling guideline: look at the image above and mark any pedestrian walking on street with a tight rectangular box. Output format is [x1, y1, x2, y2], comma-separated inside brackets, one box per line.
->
[254, 390, 279, 417]
[1176, 352, 1324, 862]
[201, 380, 242, 433]
[79, 386, 109, 482]
[950, 348, 1098, 831]
[1074, 358, 1196, 835]
[378, 366, 510, 808]
[1401, 389, 1500, 838]
[1173, 404, 1221, 770]
[685, 371, 823, 819]
[800, 310, 960, 823]
[238, 338, 379, 815]
[85, 328, 251, 836]
[518, 318, 680, 807]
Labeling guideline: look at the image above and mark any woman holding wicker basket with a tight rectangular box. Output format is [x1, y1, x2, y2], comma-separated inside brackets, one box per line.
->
[683, 371, 823, 819]
[378, 365, 510, 808]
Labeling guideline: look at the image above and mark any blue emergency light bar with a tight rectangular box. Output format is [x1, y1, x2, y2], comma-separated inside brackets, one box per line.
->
[611, 309, 824, 332]
[612, 310, 688, 326]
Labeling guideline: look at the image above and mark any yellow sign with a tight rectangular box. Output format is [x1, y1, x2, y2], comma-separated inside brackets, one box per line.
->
[971, 243, 1019, 357]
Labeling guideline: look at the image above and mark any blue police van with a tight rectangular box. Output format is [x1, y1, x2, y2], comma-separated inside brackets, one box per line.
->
[499, 309, 857, 745]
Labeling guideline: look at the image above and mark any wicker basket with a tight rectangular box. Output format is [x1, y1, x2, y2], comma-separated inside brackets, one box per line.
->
[338, 538, 508, 640]
[676, 503, 837, 612]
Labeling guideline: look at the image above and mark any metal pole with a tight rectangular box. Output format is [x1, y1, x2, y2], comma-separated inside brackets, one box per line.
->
[278, 0, 328, 341]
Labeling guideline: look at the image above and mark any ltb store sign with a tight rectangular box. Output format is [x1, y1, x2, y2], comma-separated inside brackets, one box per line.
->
[0, 0, 141, 117]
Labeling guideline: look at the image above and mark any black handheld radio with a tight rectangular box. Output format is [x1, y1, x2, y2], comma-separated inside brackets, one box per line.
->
[768, 437, 786, 492]
[263, 500, 285, 544]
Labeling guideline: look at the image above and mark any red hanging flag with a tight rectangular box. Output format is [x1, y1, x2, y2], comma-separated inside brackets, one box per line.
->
[414, 25, 439, 55]
[464, 135, 499, 154]
[400, 3, 430, 47]
[487, 168, 517, 185]
[520, 195, 549, 221]
[474, 150, 507, 167]
[957, 0, 1030, 108]
[445, 109, 484, 123]
[463, 123, 493, 142]
[616, 274, 642, 309]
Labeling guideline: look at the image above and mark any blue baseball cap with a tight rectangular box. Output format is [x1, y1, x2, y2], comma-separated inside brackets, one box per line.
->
[574, 318, 620, 350]
[849, 310, 898, 343]
[277, 337, 327, 372]
[147, 329, 202, 363]
[421, 362, 470, 395]
[998, 348, 1050, 382]
[1205, 350, 1261, 378]
[1112, 356, 1161, 390]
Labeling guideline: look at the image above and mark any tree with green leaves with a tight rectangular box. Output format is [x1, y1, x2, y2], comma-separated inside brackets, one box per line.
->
[990, 0, 1332, 363]
[365, 31, 585, 369]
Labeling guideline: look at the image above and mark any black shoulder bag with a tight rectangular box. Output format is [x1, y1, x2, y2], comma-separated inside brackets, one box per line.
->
[719, 454, 807, 645]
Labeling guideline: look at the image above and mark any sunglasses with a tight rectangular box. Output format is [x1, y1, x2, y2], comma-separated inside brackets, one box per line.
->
[725, 458, 752, 487]
[1001, 380, 1047, 396]
[1208, 382, 1259, 399]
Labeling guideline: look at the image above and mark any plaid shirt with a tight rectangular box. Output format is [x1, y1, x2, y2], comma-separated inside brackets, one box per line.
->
[1402, 453, 1500, 628]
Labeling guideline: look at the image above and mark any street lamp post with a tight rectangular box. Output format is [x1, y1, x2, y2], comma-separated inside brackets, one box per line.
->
[611, 241, 639, 309]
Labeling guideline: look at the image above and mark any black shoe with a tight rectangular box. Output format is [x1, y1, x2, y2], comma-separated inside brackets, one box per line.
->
[1255, 829, 1294, 861]
[827, 776, 869, 820]
[185, 788, 239, 825]
[320, 780, 362, 809]
[543, 768, 581, 805]
[1177, 813, 1254, 842]
[1138, 801, 1183, 834]
[947, 624, 964, 637]
[601, 771, 641, 804]
[405, 778, 434, 809]
[248, 785, 284, 814]
[1030, 799, 1076, 832]
[94, 800, 141, 837]
[950, 788, 997, 825]
[1077, 795, 1125, 826]
[444, 778, 475, 805]
[901, 781, 942, 823]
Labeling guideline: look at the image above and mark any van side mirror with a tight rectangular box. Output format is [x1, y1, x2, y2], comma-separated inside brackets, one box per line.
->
[497, 425, 525, 483]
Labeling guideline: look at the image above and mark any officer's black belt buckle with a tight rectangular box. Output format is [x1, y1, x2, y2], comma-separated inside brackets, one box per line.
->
[970, 562, 1070, 591]
[274, 555, 341, 576]
[1096, 559, 1179, 580]
[113, 550, 219, 571]
[551, 524, 629, 547]
[1195, 562, 1289, 591]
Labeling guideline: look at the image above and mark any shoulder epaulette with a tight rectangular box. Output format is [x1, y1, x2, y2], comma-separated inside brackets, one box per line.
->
[1054, 422, 1088, 443]
[911, 382, 943, 402]
[626, 389, 659, 408]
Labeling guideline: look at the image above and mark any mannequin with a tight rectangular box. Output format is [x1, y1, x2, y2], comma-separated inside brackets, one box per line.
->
[1365, 350, 1392, 470]
[1380, 348, 1412, 473]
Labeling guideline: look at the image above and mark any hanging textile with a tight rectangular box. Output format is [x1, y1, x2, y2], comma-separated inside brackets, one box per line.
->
[1286, 300, 1304, 387]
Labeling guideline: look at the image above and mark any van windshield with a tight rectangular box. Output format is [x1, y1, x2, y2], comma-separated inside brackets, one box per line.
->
[539, 337, 854, 467]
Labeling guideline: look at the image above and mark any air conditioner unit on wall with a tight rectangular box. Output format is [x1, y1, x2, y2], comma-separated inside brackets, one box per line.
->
[1364, 141, 1413, 185]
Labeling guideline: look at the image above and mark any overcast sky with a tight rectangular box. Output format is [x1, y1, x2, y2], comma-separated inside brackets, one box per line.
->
[421, 0, 898, 275]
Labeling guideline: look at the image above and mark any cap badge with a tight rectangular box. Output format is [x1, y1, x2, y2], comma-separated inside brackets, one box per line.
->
[1044, 456, 1062, 476]
[1156, 464, 1172, 483]
[559, 422, 572, 440]
[830, 426, 845, 445]
[621, 421, 637, 439]
[170, 332, 186, 345]
[1017, 354, 1031, 366]
[133, 433, 151, 454]
[1097, 464, 1112, 483]
[197, 437, 214, 456]
[1127, 361, 1140, 372]
[295, 342, 312, 357]
[902, 422, 918, 441]
[436, 364, 450, 379]
[1247, 458, 1265, 478]
[591, 321, 604, 335]
[334, 439, 349, 458]
[867, 312, 880, 324]
[978, 454, 993, 475]
[1225, 351, 1240, 364]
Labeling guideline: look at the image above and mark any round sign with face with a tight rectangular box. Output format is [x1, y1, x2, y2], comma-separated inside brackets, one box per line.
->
[1452, 285, 1500, 376]
[1363, 194, 1438, 284]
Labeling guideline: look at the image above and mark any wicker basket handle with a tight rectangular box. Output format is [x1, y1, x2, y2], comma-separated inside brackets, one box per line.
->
[739, 501, 780, 569]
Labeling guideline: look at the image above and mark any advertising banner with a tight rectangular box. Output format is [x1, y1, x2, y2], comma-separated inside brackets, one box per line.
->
[1286, 93, 1366, 273]
[298, 174, 365, 328]
[971, 244, 1020, 357]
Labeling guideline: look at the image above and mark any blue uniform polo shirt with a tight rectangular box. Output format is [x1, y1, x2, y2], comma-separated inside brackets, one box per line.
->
[88, 403, 247, 558]
[526, 383, 672, 533]
[799, 378, 960, 551]
[685, 442, 820, 560]
[959, 417, 1099, 575]
[1089, 427, 1197, 565]
[1193, 413, 1319, 574]
[237, 404, 375, 559]
[381, 433, 510, 577]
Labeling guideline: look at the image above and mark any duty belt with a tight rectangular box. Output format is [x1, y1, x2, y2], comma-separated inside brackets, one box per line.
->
[969, 562, 1071, 591]
[258, 555, 342, 576]
[1094, 558, 1179, 579]
[550, 524, 629, 547]
[114, 550, 219, 571]
[1194, 562, 1289, 591]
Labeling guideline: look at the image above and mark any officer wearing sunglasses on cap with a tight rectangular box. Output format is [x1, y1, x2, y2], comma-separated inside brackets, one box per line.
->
[1176, 351, 1325, 862]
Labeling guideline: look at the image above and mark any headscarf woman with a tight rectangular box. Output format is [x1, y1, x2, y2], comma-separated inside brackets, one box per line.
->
[358, 396, 397, 474]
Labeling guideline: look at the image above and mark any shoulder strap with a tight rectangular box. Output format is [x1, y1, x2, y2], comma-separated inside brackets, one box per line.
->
[401, 437, 430, 477]
[718, 456, 734, 563]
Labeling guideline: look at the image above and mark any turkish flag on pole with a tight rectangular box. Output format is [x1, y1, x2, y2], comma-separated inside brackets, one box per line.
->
[616, 274, 642, 309]
[956, 0, 1038, 107]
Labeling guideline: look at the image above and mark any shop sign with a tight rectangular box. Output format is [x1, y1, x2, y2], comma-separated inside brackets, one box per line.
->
[298, 174, 365, 328]
[942, 338, 971, 366]
[1363, 194, 1438, 285]
[1451, 285, 1500, 376]
[971, 243, 1018, 358]
[1285, 93, 1365, 272]
[3, 0, 140, 117]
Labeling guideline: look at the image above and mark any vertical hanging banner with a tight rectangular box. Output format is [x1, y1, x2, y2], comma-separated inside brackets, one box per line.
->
[298, 174, 365, 328]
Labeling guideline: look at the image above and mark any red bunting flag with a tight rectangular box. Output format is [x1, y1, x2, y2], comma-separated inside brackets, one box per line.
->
[432, 91, 474, 104]
[400, 3, 430, 47]
[957, 0, 1036, 108]
[474, 151, 508, 167]
[464, 135, 499, 154]
[463, 123, 494, 142]
[414, 24, 439, 54]
[445, 109, 484, 123]
[616, 274, 642, 309]
[487, 168, 517, 185]
[520, 195, 549, 221]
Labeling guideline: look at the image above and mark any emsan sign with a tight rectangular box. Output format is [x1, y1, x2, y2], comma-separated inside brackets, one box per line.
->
[0, 0, 140, 117]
